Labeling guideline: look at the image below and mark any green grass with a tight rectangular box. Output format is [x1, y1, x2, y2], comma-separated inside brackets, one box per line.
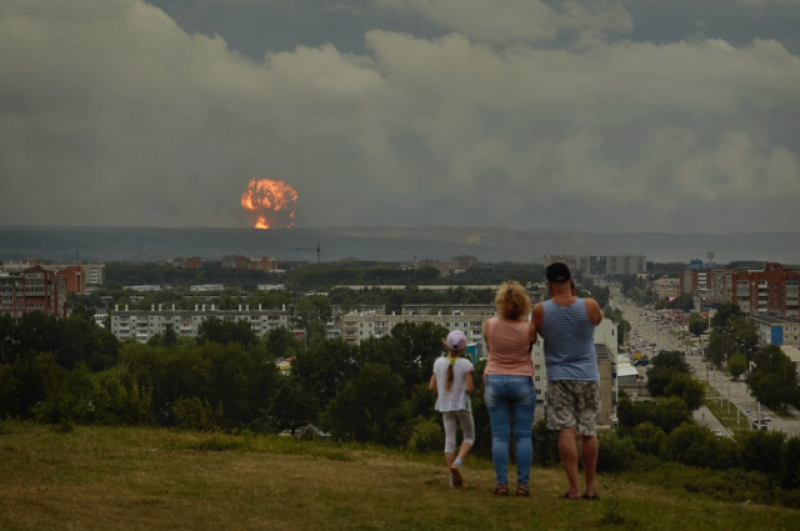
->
[1, 421, 799, 531]
[705, 386, 751, 434]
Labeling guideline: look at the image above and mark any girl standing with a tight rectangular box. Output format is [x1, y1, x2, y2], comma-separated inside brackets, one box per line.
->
[429, 330, 475, 487]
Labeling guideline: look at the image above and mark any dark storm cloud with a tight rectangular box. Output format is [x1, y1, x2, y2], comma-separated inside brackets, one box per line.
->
[1, 0, 798, 232]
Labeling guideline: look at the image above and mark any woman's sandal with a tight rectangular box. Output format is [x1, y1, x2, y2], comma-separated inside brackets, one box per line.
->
[516, 485, 530, 497]
[494, 485, 509, 496]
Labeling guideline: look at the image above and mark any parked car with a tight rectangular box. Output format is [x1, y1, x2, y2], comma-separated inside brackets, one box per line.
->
[762, 414, 771, 422]
[634, 359, 650, 367]
[714, 429, 723, 438]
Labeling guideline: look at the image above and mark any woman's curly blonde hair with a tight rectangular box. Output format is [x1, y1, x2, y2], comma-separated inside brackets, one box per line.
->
[494, 281, 531, 321]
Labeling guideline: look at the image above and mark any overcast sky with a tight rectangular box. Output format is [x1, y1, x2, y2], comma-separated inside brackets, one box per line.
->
[2, 0, 799, 233]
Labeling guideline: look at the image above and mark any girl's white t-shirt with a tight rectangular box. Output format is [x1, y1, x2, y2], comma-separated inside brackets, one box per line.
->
[433, 356, 474, 412]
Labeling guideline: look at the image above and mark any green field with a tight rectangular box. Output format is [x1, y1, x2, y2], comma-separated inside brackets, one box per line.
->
[1, 422, 798, 531]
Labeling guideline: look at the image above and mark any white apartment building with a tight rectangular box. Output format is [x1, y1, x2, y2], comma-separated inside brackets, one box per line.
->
[747, 315, 800, 348]
[338, 311, 489, 348]
[190, 284, 224, 292]
[110, 303, 289, 343]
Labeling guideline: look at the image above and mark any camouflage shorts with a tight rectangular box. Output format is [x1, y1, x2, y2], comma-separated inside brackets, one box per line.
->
[546, 380, 600, 436]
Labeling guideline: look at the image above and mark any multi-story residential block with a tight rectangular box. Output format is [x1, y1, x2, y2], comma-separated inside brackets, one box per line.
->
[686, 262, 799, 318]
[110, 303, 290, 343]
[0, 265, 67, 317]
[55, 265, 85, 294]
[606, 255, 647, 276]
[653, 277, 680, 301]
[250, 256, 279, 272]
[731, 263, 800, 318]
[2, 260, 104, 289]
[680, 259, 713, 294]
[449, 255, 478, 273]
[544, 255, 646, 276]
[221, 255, 279, 271]
[337, 311, 489, 348]
[222, 255, 251, 269]
[747, 315, 800, 347]
[401, 304, 496, 317]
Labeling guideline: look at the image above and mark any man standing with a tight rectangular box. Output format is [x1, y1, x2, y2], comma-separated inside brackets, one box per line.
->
[532, 262, 603, 500]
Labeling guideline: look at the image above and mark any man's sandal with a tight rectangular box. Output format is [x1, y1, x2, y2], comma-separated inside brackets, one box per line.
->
[516, 485, 530, 497]
[494, 485, 509, 496]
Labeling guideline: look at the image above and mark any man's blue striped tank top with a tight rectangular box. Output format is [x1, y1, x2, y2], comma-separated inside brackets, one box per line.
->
[540, 298, 599, 381]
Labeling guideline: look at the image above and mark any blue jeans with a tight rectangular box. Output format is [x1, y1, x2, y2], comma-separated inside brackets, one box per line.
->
[484, 374, 536, 486]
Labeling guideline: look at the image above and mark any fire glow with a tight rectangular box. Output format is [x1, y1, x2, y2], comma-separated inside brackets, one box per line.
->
[241, 178, 298, 229]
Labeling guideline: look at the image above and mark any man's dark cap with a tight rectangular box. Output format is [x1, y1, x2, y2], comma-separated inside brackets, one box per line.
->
[546, 262, 572, 283]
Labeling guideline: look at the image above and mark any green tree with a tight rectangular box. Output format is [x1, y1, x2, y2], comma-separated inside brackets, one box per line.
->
[740, 429, 786, 476]
[197, 317, 258, 347]
[688, 313, 708, 337]
[710, 302, 743, 331]
[664, 373, 705, 412]
[322, 363, 411, 447]
[727, 352, 747, 381]
[294, 296, 333, 336]
[618, 397, 692, 434]
[387, 321, 450, 390]
[265, 327, 301, 359]
[268, 375, 317, 436]
[746, 345, 800, 412]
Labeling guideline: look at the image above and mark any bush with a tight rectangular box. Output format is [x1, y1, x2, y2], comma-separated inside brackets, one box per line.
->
[408, 418, 444, 454]
[739, 430, 786, 476]
[596, 431, 636, 473]
[664, 423, 716, 468]
[171, 396, 223, 432]
[532, 418, 560, 466]
[628, 422, 666, 456]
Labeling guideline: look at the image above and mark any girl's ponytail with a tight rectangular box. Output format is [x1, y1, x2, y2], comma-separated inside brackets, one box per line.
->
[445, 355, 456, 392]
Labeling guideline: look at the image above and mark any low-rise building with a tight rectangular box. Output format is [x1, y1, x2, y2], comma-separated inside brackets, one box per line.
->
[748, 315, 800, 347]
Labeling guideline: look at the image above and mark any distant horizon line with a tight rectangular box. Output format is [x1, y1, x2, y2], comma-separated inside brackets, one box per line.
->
[0, 225, 798, 237]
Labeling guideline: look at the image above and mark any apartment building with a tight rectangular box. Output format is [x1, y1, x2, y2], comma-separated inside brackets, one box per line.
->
[337, 311, 489, 349]
[544, 255, 647, 276]
[1, 260, 104, 291]
[731, 263, 800, 318]
[449, 255, 479, 273]
[221, 255, 279, 271]
[653, 277, 680, 300]
[110, 303, 290, 343]
[747, 315, 800, 347]
[0, 265, 67, 317]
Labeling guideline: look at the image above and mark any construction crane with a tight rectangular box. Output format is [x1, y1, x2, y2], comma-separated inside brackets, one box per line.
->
[296, 242, 322, 264]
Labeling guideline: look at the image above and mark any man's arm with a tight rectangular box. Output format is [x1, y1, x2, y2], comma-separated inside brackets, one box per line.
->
[585, 297, 604, 326]
[532, 302, 544, 329]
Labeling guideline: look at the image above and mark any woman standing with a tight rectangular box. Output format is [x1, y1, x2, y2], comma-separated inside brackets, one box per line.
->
[483, 281, 537, 496]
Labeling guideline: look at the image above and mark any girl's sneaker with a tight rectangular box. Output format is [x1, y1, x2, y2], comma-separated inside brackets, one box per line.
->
[450, 465, 463, 487]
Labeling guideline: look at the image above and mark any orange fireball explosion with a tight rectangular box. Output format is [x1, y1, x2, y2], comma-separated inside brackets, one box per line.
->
[241, 178, 298, 229]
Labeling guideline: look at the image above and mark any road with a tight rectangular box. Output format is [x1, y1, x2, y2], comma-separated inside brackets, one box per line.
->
[610, 286, 800, 438]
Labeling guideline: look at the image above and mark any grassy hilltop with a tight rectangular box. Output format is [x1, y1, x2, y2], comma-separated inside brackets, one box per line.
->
[0, 422, 797, 531]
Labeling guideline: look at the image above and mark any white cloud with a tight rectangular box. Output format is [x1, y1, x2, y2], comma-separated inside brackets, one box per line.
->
[0, 0, 798, 232]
